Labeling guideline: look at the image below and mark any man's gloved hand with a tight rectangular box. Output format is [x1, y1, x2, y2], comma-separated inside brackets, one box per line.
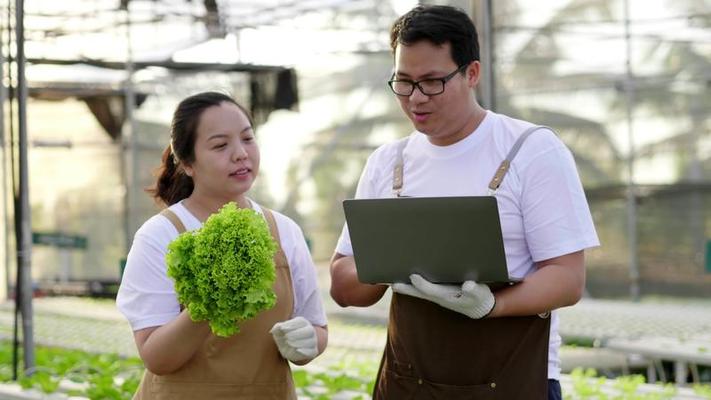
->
[392, 274, 495, 319]
[270, 316, 318, 362]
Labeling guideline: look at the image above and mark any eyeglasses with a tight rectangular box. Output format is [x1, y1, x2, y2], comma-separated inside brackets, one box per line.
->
[388, 64, 468, 97]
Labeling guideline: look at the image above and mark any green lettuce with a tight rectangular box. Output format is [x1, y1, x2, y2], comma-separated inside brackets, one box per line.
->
[166, 202, 277, 337]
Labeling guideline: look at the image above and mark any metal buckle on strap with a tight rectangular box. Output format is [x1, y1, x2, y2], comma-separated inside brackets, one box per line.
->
[487, 160, 510, 193]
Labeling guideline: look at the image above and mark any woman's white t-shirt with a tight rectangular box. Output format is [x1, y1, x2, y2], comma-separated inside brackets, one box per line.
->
[335, 110, 599, 380]
[117, 199, 327, 331]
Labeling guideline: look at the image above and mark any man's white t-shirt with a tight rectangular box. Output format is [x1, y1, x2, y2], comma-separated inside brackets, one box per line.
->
[335, 110, 599, 380]
[117, 199, 327, 331]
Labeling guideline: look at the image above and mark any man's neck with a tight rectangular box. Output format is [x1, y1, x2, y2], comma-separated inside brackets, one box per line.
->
[427, 105, 488, 147]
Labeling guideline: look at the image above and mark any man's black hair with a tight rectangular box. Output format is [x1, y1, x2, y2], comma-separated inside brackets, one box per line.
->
[390, 5, 480, 67]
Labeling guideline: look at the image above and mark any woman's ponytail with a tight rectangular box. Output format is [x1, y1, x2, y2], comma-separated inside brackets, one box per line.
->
[148, 146, 194, 206]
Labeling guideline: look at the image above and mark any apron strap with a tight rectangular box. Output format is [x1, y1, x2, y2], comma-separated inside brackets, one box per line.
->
[261, 207, 282, 246]
[159, 208, 187, 311]
[487, 125, 554, 195]
[391, 137, 409, 197]
[160, 208, 187, 234]
[259, 207, 290, 270]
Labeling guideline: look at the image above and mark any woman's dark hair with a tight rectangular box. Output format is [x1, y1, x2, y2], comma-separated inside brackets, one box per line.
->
[390, 5, 480, 68]
[148, 91, 254, 206]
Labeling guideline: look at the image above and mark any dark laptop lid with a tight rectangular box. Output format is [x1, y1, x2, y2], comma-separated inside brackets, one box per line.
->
[343, 196, 520, 286]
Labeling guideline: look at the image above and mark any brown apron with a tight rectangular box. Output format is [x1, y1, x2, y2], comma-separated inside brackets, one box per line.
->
[133, 206, 297, 400]
[374, 127, 553, 399]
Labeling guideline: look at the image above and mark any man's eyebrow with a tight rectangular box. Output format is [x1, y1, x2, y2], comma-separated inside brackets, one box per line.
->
[394, 71, 442, 79]
[394, 70, 414, 78]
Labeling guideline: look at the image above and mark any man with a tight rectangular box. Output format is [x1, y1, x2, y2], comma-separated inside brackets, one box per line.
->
[330, 5, 599, 400]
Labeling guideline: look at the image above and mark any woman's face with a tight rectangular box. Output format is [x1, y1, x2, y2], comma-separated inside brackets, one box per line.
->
[183, 102, 259, 202]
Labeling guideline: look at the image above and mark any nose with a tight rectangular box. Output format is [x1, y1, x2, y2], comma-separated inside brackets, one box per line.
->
[408, 85, 430, 103]
[231, 142, 248, 162]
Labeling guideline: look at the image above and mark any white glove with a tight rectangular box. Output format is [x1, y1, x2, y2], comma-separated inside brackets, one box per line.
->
[270, 316, 318, 362]
[392, 274, 495, 319]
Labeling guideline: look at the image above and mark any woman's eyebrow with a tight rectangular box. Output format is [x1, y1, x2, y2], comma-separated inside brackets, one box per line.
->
[206, 133, 229, 141]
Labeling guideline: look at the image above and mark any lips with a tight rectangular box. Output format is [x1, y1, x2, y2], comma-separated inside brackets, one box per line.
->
[412, 111, 431, 122]
[229, 167, 251, 177]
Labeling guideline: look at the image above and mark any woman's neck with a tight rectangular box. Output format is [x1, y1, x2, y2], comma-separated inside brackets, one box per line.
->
[182, 193, 250, 222]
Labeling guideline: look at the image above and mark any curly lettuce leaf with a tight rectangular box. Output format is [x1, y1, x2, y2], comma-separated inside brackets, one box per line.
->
[166, 202, 277, 337]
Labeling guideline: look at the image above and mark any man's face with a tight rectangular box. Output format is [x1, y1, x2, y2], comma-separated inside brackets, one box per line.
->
[393, 40, 479, 146]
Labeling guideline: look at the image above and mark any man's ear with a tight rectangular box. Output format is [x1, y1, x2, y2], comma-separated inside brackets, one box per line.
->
[466, 61, 481, 87]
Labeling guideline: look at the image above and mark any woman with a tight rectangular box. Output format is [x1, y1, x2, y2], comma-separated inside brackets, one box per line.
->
[117, 91, 328, 399]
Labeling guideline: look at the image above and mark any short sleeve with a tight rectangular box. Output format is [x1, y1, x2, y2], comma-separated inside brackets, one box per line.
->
[334, 152, 380, 256]
[116, 218, 181, 331]
[277, 216, 327, 327]
[517, 135, 600, 261]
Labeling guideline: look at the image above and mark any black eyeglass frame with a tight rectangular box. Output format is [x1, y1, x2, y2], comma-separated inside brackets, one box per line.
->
[387, 64, 468, 97]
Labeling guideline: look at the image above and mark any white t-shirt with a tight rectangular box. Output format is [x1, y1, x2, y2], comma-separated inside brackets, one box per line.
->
[117, 199, 327, 331]
[335, 110, 599, 380]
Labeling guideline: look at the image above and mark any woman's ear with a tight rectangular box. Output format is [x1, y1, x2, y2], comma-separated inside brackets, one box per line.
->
[181, 163, 194, 178]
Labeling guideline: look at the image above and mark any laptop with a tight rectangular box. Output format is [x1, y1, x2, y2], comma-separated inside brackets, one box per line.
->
[343, 196, 521, 287]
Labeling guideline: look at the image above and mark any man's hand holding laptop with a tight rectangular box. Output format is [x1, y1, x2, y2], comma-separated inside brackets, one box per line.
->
[392, 274, 495, 319]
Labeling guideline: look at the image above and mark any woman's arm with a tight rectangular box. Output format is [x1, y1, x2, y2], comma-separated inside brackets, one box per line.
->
[133, 310, 212, 375]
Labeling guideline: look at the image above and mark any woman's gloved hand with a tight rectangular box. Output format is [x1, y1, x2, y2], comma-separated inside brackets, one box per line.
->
[392, 274, 495, 319]
[270, 316, 318, 362]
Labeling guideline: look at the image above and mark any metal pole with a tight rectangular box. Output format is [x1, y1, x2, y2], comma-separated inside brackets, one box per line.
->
[7, 0, 21, 380]
[122, 4, 136, 254]
[623, 0, 640, 301]
[478, 0, 495, 111]
[15, 0, 35, 373]
[0, 0, 9, 302]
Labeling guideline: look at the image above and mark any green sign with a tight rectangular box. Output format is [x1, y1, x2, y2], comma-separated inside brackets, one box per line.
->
[32, 232, 88, 249]
[706, 240, 711, 273]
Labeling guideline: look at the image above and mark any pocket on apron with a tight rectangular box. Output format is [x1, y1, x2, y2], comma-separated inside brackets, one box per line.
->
[376, 366, 499, 400]
[375, 368, 418, 399]
[420, 378, 498, 399]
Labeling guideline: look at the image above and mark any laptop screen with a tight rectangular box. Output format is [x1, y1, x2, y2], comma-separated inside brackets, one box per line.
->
[343, 196, 517, 286]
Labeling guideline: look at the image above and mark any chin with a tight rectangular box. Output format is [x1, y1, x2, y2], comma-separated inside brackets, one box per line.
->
[412, 122, 430, 134]
[227, 182, 254, 197]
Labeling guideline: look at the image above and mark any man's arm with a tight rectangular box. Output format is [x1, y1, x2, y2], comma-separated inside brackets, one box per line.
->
[329, 253, 388, 307]
[488, 250, 586, 318]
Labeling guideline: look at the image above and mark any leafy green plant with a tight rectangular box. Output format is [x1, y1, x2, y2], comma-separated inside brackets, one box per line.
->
[568, 368, 609, 399]
[293, 360, 376, 399]
[85, 375, 124, 400]
[567, 368, 683, 400]
[0, 341, 143, 399]
[2, 341, 710, 400]
[166, 202, 278, 337]
[18, 370, 60, 393]
[613, 374, 645, 396]
[694, 383, 711, 399]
